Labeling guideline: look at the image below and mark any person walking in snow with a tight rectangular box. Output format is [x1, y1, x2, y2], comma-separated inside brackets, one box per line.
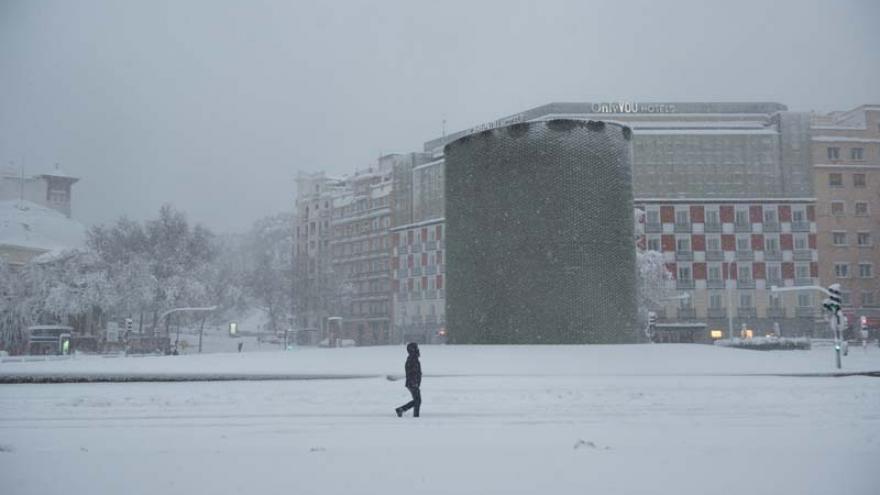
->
[395, 342, 422, 417]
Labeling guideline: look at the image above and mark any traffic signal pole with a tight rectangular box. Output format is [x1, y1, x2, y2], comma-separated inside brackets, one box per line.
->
[770, 284, 844, 369]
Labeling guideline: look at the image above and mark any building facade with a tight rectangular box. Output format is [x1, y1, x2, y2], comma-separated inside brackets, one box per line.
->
[389, 153, 445, 344]
[294, 158, 401, 345]
[636, 199, 818, 338]
[811, 105, 880, 330]
[329, 160, 395, 345]
[294, 172, 346, 336]
[415, 102, 819, 341]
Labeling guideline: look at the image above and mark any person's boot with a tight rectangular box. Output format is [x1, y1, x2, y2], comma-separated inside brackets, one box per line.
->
[395, 407, 403, 417]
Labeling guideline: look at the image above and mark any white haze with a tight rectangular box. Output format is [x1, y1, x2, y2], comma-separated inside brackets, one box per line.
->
[1, 0, 878, 232]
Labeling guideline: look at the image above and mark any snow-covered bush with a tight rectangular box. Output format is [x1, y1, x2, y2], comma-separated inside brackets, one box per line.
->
[714, 337, 811, 351]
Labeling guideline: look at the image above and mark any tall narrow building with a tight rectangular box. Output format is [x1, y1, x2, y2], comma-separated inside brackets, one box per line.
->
[811, 105, 880, 331]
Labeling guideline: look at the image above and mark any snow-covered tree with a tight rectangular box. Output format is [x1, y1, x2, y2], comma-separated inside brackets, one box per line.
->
[86, 204, 221, 331]
[243, 213, 295, 333]
[636, 249, 674, 323]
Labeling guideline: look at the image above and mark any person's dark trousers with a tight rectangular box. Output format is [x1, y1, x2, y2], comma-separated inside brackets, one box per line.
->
[399, 386, 421, 417]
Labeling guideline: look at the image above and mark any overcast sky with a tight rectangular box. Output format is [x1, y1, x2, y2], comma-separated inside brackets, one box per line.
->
[1, 0, 878, 233]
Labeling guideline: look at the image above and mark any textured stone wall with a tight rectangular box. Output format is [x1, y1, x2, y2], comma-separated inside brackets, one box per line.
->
[444, 119, 638, 344]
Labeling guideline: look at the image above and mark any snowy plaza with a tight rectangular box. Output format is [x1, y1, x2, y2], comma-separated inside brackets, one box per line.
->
[1, 344, 878, 495]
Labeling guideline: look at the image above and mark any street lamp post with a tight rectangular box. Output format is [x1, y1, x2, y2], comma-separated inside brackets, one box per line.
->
[771, 284, 843, 369]
[727, 260, 736, 340]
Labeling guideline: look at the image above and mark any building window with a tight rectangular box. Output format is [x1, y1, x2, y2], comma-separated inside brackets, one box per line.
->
[859, 263, 873, 278]
[794, 234, 808, 250]
[766, 263, 781, 282]
[829, 173, 843, 187]
[792, 208, 806, 223]
[647, 236, 661, 252]
[798, 293, 812, 307]
[738, 264, 752, 281]
[764, 236, 779, 253]
[796, 263, 810, 280]
[735, 208, 749, 226]
[851, 147, 864, 160]
[827, 147, 840, 160]
[831, 201, 845, 216]
[853, 173, 866, 187]
[706, 236, 721, 252]
[832, 231, 848, 246]
[739, 292, 753, 308]
[676, 237, 691, 253]
[678, 265, 692, 281]
[708, 265, 722, 282]
[709, 293, 723, 309]
[862, 291, 876, 307]
[855, 202, 869, 216]
[834, 263, 850, 278]
[675, 209, 689, 225]
[736, 236, 750, 251]
[705, 208, 720, 226]
[769, 293, 782, 308]
[646, 209, 660, 225]
[857, 232, 872, 247]
[763, 208, 777, 224]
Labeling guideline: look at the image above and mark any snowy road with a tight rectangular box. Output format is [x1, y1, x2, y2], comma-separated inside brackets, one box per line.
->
[1, 345, 879, 495]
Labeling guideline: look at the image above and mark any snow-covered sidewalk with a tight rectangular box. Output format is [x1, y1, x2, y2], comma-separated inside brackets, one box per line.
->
[1, 345, 878, 495]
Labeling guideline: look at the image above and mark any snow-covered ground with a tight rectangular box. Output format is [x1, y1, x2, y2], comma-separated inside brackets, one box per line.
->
[1, 344, 878, 494]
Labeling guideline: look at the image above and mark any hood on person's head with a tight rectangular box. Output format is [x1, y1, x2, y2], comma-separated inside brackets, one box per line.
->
[407, 342, 420, 357]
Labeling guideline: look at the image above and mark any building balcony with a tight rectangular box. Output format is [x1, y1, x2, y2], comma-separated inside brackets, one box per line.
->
[737, 307, 758, 318]
[676, 279, 695, 290]
[764, 251, 783, 262]
[674, 223, 692, 233]
[766, 307, 786, 319]
[704, 223, 722, 233]
[675, 251, 694, 261]
[707, 307, 727, 319]
[677, 308, 697, 320]
[735, 250, 754, 261]
[763, 221, 781, 232]
[766, 277, 783, 288]
[426, 240, 437, 250]
[706, 279, 725, 289]
[795, 307, 815, 318]
[793, 250, 812, 261]
[794, 277, 813, 286]
[706, 250, 725, 261]
[737, 279, 756, 289]
[645, 223, 662, 233]
[791, 221, 811, 232]
[734, 222, 752, 233]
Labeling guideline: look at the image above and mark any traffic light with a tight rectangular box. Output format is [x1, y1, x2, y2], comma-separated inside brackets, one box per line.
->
[823, 284, 842, 317]
[861, 316, 868, 331]
[125, 318, 133, 331]
[646, 311, 657, 340]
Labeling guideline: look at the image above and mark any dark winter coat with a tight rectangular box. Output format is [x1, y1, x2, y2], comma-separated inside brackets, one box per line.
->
[404, 342, 421, 389]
